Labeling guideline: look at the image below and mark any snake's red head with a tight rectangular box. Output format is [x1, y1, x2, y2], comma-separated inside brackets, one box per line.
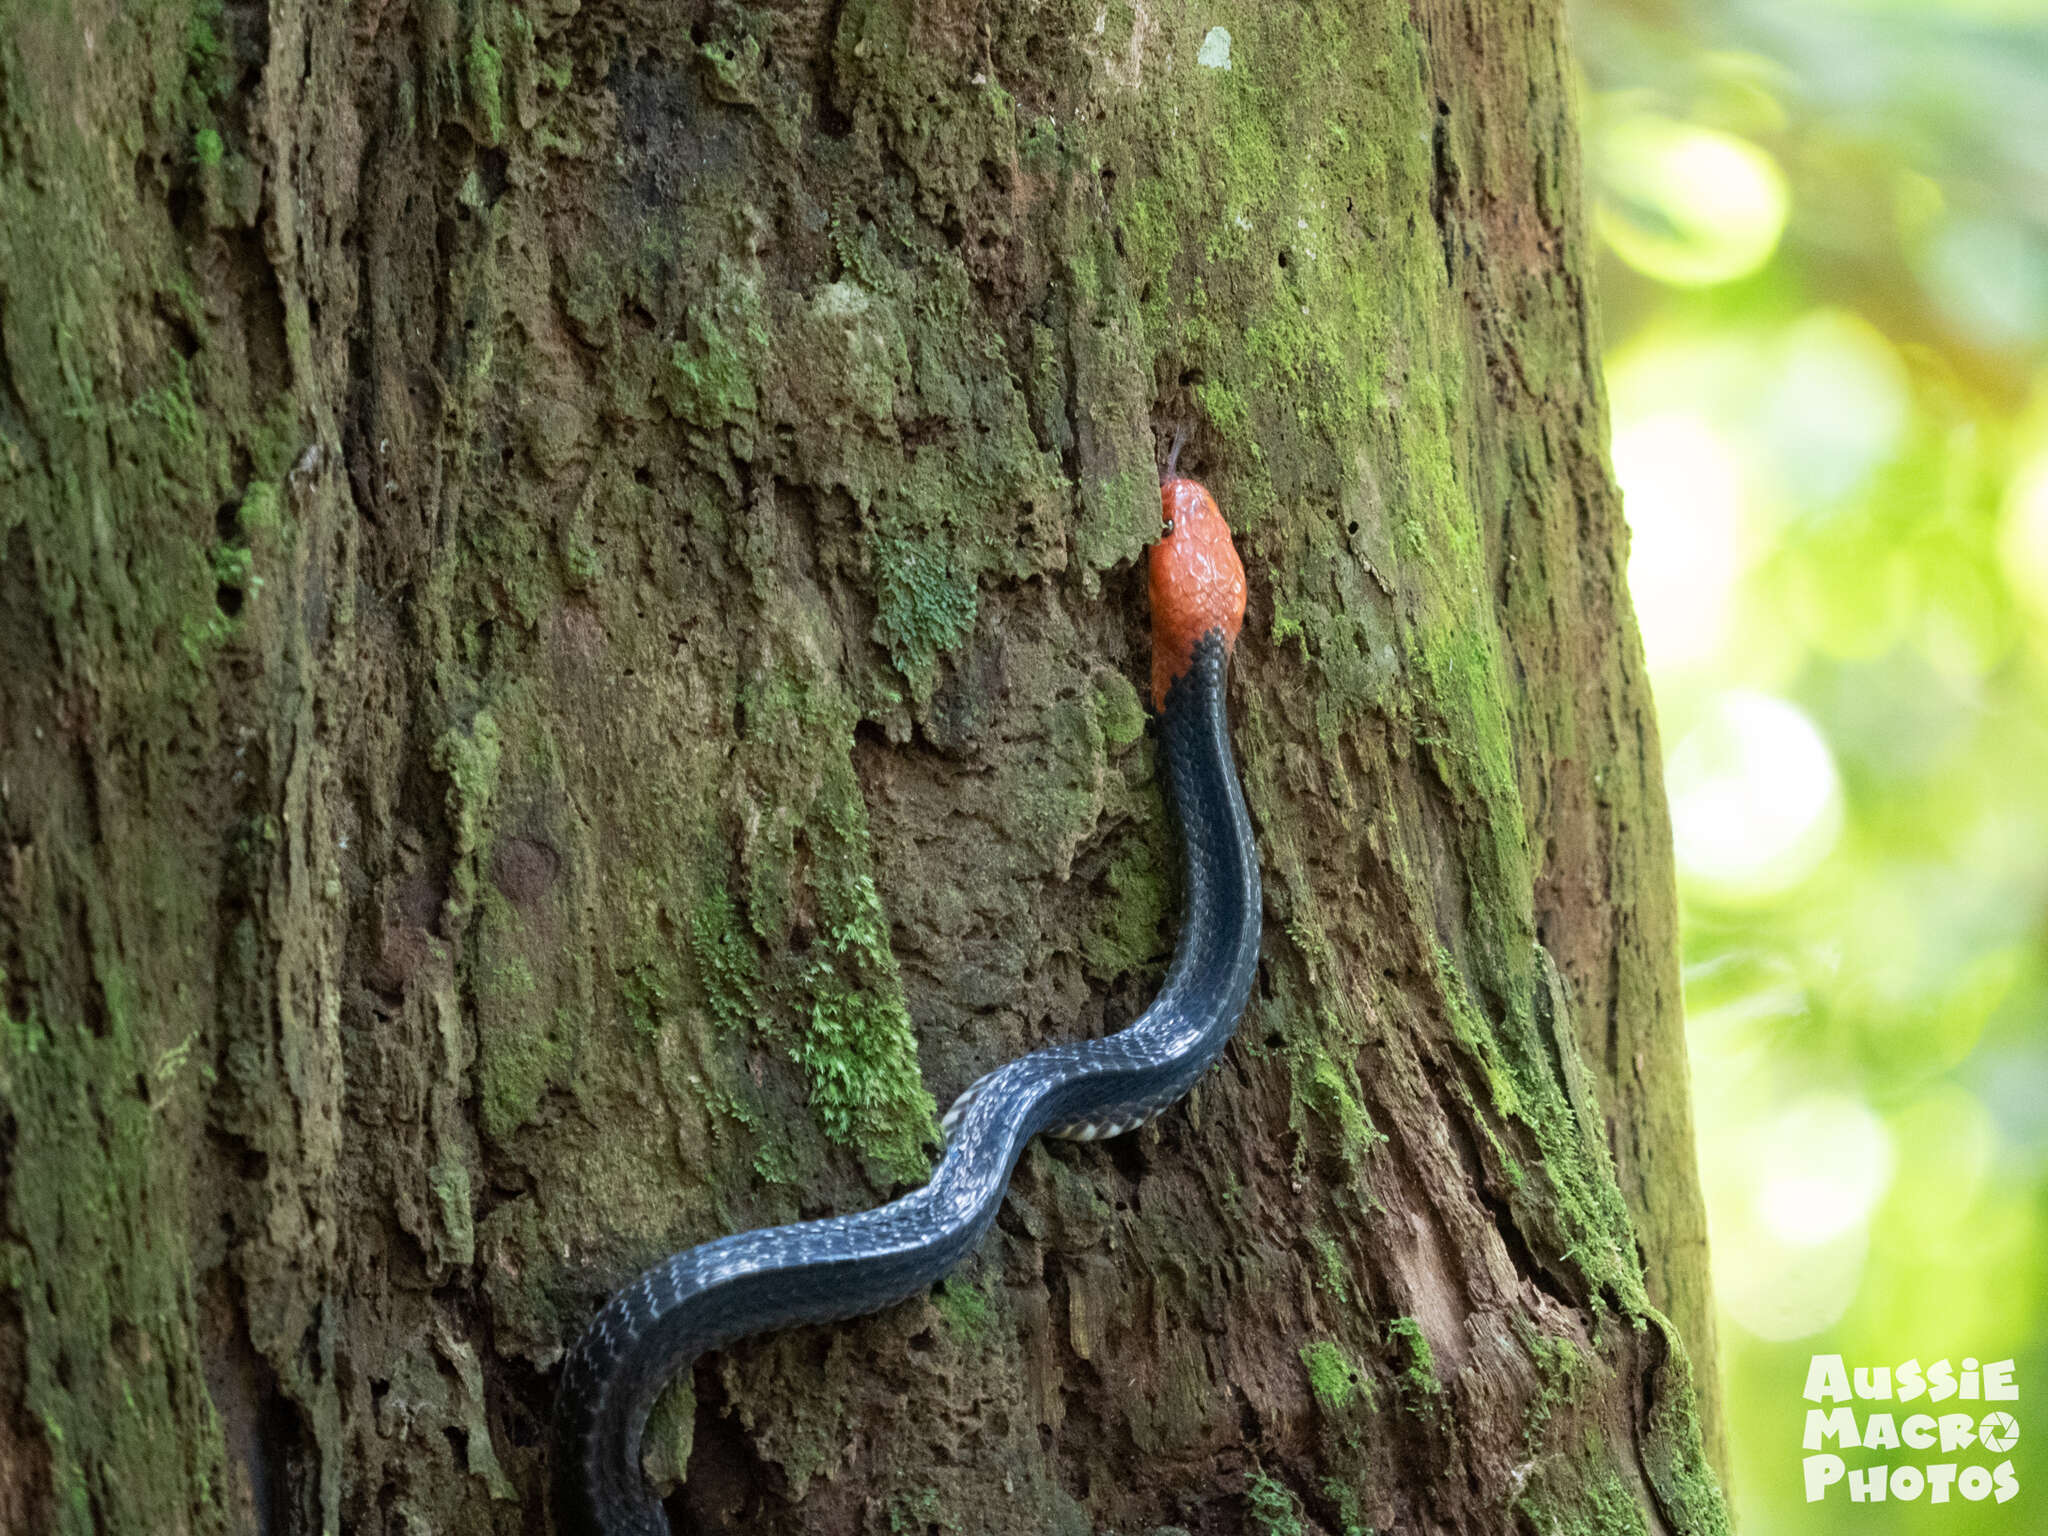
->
[1149, 477, 1246, 708]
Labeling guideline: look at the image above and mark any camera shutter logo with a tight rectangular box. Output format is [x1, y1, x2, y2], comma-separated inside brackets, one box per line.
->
[1980, 1413, 2020, 1454]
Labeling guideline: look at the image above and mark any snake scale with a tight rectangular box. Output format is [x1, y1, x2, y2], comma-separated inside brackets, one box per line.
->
[552, 476, 1261, 1536]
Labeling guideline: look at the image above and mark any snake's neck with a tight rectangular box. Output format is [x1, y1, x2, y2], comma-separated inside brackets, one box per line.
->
[1154, 628, 1261, 1026]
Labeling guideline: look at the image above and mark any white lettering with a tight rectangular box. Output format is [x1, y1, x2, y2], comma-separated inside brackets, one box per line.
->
[1793, 1355, 2019, 1510]
[1805, 1354, 1852, 1403]
[1805, 1454, 1846, 1502]
[1804, 1407, 1860, 1450]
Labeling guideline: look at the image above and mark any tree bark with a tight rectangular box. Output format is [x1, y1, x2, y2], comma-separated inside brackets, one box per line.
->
[0, 1, 1729, 1533]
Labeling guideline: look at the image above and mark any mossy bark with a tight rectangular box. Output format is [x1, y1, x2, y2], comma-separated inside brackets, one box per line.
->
[0, 2, 1727, 1534]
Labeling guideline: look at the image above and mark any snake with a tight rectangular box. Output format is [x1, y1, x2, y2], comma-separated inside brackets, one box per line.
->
[551, 475, 1261, 1536]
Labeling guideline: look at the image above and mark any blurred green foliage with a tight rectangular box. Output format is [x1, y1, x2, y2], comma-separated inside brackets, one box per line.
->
[1571, 1, 2048, 1529]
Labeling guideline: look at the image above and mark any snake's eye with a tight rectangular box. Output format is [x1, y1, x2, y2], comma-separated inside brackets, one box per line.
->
[1162, 517, 1175, 536]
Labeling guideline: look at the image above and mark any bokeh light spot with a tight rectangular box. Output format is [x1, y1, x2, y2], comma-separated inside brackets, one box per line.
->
[1616, 412, 1747, 672]
[1921, 214, 2048, 349]
[1594, 115, 1790, 287]
[1753, 1093, 1895, 1247]
[1667, 691, 1843, 899]
[1999, 450, 2048, 622]
[1759, 311, 1910, 505]
[1706, 1092, 1893, 1342]
[1718, 1226, 1868, 1343]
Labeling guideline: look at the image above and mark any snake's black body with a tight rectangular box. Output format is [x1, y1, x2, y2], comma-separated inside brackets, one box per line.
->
[552, 628, 1260, 1536]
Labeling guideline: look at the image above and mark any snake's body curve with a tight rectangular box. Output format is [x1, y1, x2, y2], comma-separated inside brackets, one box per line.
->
[552, 478, 1259, 1536]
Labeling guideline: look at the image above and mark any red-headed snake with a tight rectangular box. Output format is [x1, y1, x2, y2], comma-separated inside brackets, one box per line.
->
[552, 478, 1261, 1535]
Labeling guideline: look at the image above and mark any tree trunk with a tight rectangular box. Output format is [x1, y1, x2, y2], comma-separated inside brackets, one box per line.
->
[0, 1, 1729, 1533]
